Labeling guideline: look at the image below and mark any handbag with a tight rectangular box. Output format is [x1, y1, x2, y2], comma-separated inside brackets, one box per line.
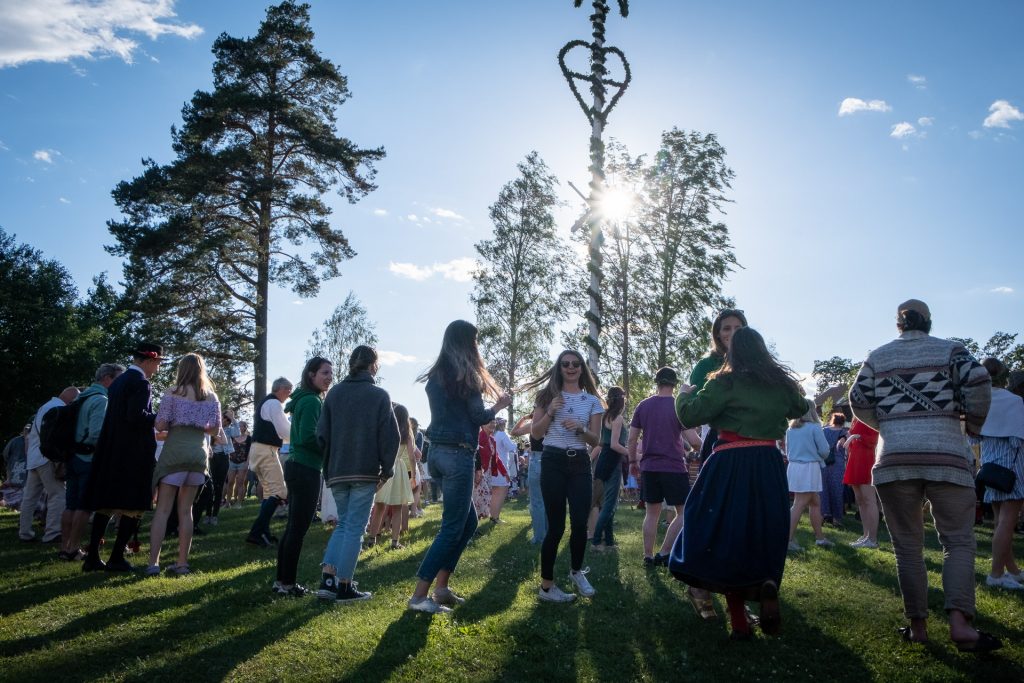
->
[977, 462, 1016, 494]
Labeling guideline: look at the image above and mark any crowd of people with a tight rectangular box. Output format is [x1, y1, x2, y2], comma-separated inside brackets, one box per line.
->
[2, 299, 1022, 653]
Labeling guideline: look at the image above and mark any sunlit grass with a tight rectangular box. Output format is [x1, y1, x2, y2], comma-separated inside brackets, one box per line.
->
[1, 498, 1022, 682]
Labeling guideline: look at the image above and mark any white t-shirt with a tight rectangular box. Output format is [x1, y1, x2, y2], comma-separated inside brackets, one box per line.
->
[494, 430, 518, 469]
[542, 391, 604, 450]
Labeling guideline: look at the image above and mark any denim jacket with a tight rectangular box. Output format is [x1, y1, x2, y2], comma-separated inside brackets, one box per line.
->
[423, 376, 495, 447]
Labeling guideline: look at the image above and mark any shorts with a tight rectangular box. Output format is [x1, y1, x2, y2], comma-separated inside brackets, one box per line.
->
[65, 456, 92, 511]
[641, 470, 690, 506]
[249, 442, 288, 499]
[228, 459, 248, 472]
[787, 461, 823, 493]
[161, 471, 207, 487]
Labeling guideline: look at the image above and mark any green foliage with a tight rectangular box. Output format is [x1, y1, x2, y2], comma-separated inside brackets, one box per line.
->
[307, 291, 379, 368]
[812, 356, 860, 395]
[106, 1, 383, 400]
[950, 333, 1024, 370]
[472, 152, 565, 420]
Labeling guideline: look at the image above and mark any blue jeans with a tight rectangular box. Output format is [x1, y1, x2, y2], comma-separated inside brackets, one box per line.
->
[416, 444, 478, 582]
[528, 451, 547, 544]
[592, 463, 621, 546]
[322, 482, 377, 581]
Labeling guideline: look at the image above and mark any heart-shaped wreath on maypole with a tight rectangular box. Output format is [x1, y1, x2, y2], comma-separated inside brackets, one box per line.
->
[559, 1, 631, 376]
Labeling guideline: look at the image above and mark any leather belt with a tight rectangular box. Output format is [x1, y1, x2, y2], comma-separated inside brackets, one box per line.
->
[712, 439, 776, 453]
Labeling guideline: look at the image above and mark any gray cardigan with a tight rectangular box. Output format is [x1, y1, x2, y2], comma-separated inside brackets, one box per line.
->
[317, 372, 400, 486]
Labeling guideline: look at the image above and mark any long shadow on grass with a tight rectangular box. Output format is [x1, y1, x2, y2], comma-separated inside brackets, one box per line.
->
[3, 566, 320, 682]
[455, 526, 532, 623]
[341, 610, 432, 683]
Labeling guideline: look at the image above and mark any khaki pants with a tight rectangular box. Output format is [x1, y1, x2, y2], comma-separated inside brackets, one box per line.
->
[876, 479, 977, 619]
[249, 442, 287, 500]
[19, 462, 65, 541]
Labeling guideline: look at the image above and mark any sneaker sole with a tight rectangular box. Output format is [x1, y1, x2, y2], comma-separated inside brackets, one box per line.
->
[538, 592, 577, 603]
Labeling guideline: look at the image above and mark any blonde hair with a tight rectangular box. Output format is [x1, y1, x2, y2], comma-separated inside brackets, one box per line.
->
[788, 403, 821, 429]
[172, 353, 216, 401]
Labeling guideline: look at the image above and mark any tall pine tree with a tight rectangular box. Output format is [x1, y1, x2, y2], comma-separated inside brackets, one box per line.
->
[107, 1, 383, 399]
[472, 152, 565, 421]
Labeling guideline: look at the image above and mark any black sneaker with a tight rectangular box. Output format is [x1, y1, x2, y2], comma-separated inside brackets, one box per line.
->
[272, 581, 311, 598]
[245, 533, 272, 548]
[317, 573, 339, 601]
[643, 556, 656, 568]
[104, 557, 135, 572]
[336, 581, 372, 604]
[82, 556, 106, 572]
[653, 553, 669, 567]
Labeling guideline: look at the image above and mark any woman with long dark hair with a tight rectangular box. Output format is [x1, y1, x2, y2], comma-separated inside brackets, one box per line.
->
[408, 320, 511, 613]
[273, 356, 333, 596]
[525, 350, 605, 603]
[671, 327, 810, 640]
[591, 386, 627, 551]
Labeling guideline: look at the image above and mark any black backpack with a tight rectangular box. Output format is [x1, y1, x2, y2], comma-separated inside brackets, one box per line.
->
[37, 396, 89, 463]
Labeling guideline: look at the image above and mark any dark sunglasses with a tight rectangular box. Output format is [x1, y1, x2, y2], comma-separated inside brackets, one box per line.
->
[560, 360, 582, 369]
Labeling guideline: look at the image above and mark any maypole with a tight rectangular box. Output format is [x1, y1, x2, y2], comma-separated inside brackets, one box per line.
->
[559, 0, 631, 376]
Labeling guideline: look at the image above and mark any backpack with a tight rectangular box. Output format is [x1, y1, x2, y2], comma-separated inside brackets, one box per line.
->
[37, 396, 89, 463]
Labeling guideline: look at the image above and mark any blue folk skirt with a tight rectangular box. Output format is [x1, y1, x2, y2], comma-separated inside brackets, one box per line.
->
[669, 444, 789, 593]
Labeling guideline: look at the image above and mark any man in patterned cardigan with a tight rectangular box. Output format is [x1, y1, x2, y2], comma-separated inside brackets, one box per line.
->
[849, 299, 999, 652]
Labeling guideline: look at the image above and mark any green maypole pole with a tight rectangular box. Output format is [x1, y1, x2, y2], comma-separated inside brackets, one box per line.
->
[559, 0, 631, 376]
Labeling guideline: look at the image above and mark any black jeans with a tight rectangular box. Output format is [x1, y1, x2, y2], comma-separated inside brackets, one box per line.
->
[207, 452, 229, 517]
[540, 447, 592, 581]
[276, 460, 321, 585]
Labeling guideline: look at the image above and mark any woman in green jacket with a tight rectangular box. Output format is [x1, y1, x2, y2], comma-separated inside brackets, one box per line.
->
[670, 327, 809, 641]
[273, 356, 333, 596]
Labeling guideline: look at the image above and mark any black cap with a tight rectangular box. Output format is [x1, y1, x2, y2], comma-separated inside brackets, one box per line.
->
[655, 367, 678, 386]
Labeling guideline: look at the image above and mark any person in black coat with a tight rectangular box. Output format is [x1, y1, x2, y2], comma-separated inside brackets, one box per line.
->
[82, 342, 164, 572]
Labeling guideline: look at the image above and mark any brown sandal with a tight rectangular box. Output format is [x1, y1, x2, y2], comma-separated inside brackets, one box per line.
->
[686, 588, 718, 620]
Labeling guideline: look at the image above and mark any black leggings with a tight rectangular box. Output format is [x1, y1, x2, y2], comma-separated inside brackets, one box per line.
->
[207, 453, 229, 517]
[276, 459, 321, 585]
[540, 448, 592, 581]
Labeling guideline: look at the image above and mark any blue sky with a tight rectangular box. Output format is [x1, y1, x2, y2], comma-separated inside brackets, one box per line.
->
[1, 0, 1022, 422]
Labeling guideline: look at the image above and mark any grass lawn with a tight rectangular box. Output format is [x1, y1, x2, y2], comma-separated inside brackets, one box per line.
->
[1, 497, 1022, 682]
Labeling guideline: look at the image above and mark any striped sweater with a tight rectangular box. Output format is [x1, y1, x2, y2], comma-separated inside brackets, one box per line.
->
[849, 330, 991, 487]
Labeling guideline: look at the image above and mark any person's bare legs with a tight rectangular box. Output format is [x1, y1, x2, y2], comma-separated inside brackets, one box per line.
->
[367, 502, 387, 539]
[808, 493, 826, 540]
[176, 484, 199, 567]
[789, 492, 811, 542]
[65, 510, 90, 555]
[148, 483, 178, 567]
[389, 505, 403, 544]
[854, 484, 880, 542]
[642, 501, 663, 558]
[991, 500, 1023, 577]
[489, 486, 508, 520]
[659, 505, 684, 556]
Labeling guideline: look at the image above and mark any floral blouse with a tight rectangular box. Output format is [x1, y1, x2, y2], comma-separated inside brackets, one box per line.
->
[156, 391, 221, 431]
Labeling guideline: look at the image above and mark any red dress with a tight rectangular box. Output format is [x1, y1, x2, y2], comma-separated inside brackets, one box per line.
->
[842, 419, 878, 485]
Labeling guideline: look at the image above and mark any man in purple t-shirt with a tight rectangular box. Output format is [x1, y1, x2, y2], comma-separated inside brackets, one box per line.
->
[628, 367, 701, 567]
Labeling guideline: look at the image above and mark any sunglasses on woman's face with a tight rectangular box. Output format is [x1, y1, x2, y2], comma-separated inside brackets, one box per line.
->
[560, 360, 582, 369]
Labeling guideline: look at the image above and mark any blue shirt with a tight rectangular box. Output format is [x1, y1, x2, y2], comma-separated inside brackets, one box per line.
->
[785, 423, 829, 464]
[423, 376, 495, 447]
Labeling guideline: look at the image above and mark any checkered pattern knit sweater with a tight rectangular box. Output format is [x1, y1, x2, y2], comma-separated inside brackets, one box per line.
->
[849, 330, 991, 487]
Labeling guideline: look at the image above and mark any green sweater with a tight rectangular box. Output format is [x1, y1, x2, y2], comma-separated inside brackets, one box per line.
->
[688, 355, 724, 391]
[285, 387, 324, 471]
[676, 374, 810, 440]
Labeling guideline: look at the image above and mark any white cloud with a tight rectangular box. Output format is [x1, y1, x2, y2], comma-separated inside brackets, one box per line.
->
[33, 148, 59, 163]
[0, 139, 9, 151]
[372, 208, 388, 216]
[838, 97, 892, 116]
[983, 100, 1024, 129]
[388, 257, 477, 283]
[406, 214, 419, 222]
[431, 207, 465, 221]
[434, 257, 476, 282]
[377, 350, 417, 366]
[907, 74, 927, 89]
[968, 130, 983, 140]
[917, 116, 933, 126]
[0, 0, 202, 68]
[291, 300, 303, 305]
[890, 122, 916, 139]
[991, 286, 1014, 294]
[58, 197, 70, 204]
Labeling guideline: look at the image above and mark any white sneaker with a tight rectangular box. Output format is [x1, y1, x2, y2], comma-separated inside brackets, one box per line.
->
[538, 583, 577, 603]
[787, 541, 803, 552]
[407, 596, 452, 613]
[815, 538, 834, 548]
[569, 568, 596, 597]
[849, 536, 868, 547]
[986, 574, 1024, 590]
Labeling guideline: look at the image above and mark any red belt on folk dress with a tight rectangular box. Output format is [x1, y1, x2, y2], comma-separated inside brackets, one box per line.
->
[712, 433, 777, 454]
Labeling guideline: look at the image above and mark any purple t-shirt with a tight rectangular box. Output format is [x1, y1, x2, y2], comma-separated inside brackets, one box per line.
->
[630, 395, 686, 473]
